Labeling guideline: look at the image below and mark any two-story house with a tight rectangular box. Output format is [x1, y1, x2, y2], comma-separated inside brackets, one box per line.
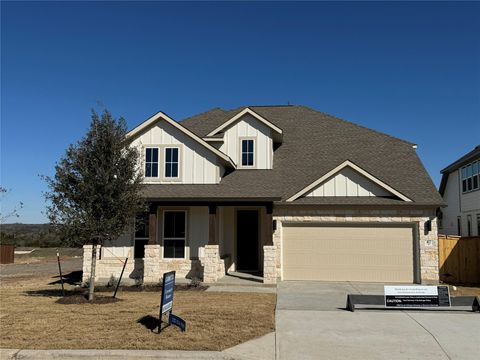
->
[82, 105, 443, 285]
[438, 145, 480, 237]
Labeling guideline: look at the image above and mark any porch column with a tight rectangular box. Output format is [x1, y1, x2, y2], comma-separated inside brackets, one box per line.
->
[208, 205, 218, 245]
[264, 203, 274, 246]
[204, 205, 220, 283]
[148, 204, 157, 245]
[263, 203, 277, 284]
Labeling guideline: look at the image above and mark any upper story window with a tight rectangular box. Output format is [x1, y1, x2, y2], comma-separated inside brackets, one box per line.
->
[241, 139, 255, 167]
[165, 147, 179, 178]
[145, 148, 159, 177]
[461, 160, 479, 193]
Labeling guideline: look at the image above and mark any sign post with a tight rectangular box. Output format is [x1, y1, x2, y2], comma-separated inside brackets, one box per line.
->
[384, 285, 451, 308]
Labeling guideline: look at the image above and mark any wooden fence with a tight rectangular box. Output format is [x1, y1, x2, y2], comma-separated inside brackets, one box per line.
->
[438, 235, 480, 284]
[0, 244, 15, 264]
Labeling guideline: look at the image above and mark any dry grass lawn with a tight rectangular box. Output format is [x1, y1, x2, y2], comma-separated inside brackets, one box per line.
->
[0, 276, 276, 350]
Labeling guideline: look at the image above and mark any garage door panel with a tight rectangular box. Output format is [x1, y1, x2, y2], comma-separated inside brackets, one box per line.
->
[283, 225, 414, 282]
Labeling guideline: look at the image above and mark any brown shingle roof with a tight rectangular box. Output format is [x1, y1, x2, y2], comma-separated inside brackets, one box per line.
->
[144, 105, 442, 206]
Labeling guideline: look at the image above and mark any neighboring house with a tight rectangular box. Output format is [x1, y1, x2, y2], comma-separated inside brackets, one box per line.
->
[438, 145, 480, 237]
[82, 105, 443, 285]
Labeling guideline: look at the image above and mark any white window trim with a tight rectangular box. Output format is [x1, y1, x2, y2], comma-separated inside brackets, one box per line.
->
[162, 210, 187, 260]
[163, 146, 181, 181]
[460, 160, 479, 194]
[239, 137, 256, 168]
[144, 146, 160, 179]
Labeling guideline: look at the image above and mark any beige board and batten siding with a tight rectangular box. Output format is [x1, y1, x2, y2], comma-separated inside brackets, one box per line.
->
[130, 120, 223, 184]
[306, 167, 392, 197]
[219, 114, 273, 169]
[282, 224, 415, 282]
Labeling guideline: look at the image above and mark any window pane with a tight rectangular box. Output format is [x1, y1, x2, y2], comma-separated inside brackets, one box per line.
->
[468, 178, 472, 191]
[164, 212, 175, 237]
[145, 163, 152, 177]
[242, 140, 248, 152]
[164, 240, 175, 258]
[248, 153, 254, 166]
[174, 240, 185, 258]
[461, 167, 467, 179]
[242, 153, 248, 166]
[152, 163, 158, 177]
[467, 165, 473, 177]
[152, 148, 158, 163]
[146, 148, 152, 162]
[164, 211, 185, 238]
[473, 175, 479, 190]
[172, 148, 178, 162]
[462, 179, 467, 192]
[473, 162, 479, 176]
[165, 163, 172, 177]
[248, 140, 254, 152]
[171, 163, 178, 177]
[174, 212, 185, 237]
[166, 148, 172, 162]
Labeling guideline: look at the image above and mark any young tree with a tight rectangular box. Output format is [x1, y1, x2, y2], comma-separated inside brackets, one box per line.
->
[44, 110, 144, 300]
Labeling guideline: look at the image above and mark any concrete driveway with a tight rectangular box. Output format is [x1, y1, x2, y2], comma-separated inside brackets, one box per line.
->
[276, 281, 480, 360]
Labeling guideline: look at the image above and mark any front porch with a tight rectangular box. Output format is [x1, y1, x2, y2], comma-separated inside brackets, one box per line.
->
[83, 201, 278, 285]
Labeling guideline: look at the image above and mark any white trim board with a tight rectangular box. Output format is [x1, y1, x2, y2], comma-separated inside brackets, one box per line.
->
[206, 108, 283, 137]
[286, 160, 412, 202]
[127, 111, 236, 168]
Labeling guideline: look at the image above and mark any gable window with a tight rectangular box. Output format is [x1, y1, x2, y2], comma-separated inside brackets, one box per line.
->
[134, 213, 149, 258]
[461, 161, 479, 193]
[241, 139, 254, 167]
[163, 210, 186, 258]
[165, 148, 179, 178]
[145, 148, 159, 177]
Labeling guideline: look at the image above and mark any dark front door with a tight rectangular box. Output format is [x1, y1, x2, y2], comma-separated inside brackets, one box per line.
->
[236, 210, 259, 271]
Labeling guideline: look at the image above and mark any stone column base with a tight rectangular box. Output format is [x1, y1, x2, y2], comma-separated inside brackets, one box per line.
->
[143, 245, 161, 284]
[263, 245, 277, 284]
[203, 245, 220, 283]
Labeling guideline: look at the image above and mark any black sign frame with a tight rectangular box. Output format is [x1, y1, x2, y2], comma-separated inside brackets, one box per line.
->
[158, 271, 176, 333]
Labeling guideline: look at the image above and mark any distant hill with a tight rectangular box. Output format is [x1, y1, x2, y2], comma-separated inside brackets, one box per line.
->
[0, 223, 63, 247]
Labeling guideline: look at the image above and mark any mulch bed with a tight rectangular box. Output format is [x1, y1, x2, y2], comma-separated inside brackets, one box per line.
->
[56, 294, 122, 305]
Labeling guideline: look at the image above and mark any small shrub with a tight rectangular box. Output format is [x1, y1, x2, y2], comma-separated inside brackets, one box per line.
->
[189, 277, 202, 288]
[107, 275, 117, 288]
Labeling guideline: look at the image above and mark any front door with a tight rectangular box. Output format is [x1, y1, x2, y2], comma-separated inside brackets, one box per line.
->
[236, 210, 259, 271]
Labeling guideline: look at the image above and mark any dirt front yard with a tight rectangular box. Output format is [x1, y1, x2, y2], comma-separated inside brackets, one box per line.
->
[0, 274, 276, 351]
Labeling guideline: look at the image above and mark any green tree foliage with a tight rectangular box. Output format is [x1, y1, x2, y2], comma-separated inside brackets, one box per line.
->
[44, 110, 144, 299]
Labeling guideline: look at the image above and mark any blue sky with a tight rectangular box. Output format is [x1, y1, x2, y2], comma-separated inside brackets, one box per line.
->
[1, 1, 479, 223]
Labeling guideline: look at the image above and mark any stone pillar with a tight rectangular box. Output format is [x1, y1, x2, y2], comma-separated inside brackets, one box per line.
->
[143, 245, 161, 284]
[419, 217, 440, 283]
[203, 245, 220, 283]
[263, 245, 277, 284]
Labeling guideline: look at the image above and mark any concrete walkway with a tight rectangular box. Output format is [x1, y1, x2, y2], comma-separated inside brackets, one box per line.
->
[276, 281, 480, 360]
[0, 332, 275, 360]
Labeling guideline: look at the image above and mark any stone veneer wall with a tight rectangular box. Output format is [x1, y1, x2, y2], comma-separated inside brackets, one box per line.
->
[263, 245, 277, 284]
[143, 245, 204, 284]
[272, 207, 439, 283]
[82, 245, 143, 285]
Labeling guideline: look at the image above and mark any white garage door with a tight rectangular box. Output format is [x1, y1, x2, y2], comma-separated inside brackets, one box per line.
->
[283, 225, 415, 282]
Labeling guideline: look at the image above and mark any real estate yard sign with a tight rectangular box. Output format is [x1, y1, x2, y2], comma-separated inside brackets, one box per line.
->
[385, 285, 451, 308]
[158, 271, 187, 332]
